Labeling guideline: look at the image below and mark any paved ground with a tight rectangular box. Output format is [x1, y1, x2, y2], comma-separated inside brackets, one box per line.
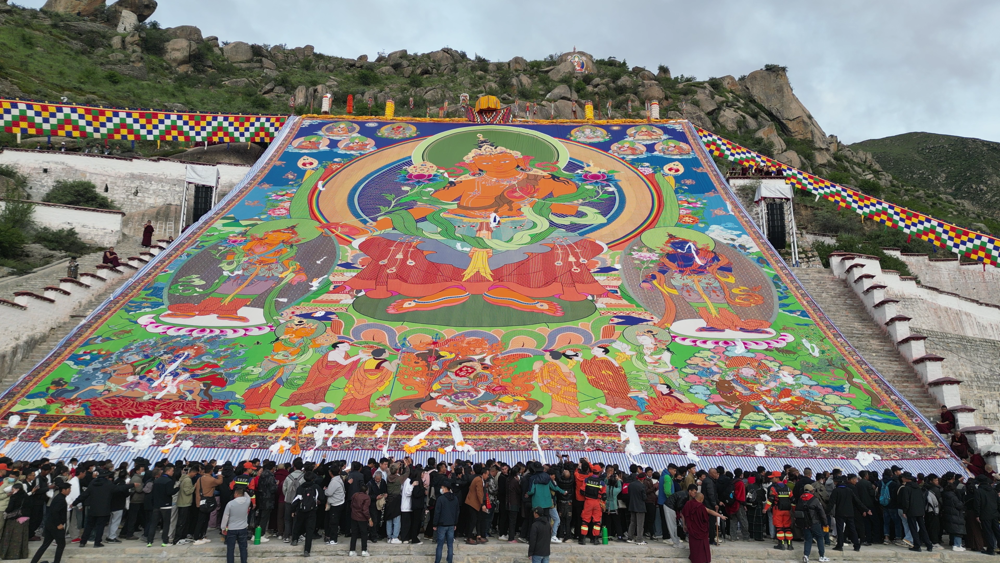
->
[26, 532, 984, 563]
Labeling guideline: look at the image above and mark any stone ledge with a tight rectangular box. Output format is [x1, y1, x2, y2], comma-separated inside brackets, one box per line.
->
[911, 354, 945, 364]
[853, 273, 876, 283]
[43, 286, 72, 296]
[0, 299, 26, 310]
[884, 315, 912, 326]
[13, 291, 55, 304]
[927, 377, 962, 387]
[896, 335, 928, 345]
[59, 277, 90, 287]
[872, 299, 899, 309]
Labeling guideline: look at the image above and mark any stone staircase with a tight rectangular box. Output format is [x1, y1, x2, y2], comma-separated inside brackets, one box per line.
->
[0, 314, 87, 389]
[37, 536, 980, 563]
[792, 267, 941, 421]
[0, 238, 159, 388]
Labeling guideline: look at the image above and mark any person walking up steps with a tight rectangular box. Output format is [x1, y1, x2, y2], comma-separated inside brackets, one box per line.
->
[798, 484, 830, 563]
[528, 507, 551, 563]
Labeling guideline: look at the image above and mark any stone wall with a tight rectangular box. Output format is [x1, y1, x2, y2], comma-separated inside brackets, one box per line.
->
[0, 149, 249, 237]
[919, 329, 1000, 433]
[0, 200, 125, 246]
[886, 249, 1000, 307]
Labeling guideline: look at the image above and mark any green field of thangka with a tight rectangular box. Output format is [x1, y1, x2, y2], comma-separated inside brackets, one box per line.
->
[0, 115, 960, 470]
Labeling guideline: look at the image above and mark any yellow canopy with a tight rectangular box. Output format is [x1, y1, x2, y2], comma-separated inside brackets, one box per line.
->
[475, 95, 501, 112]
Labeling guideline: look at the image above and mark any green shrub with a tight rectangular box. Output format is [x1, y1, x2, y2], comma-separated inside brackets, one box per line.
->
[0, 224, 26, 260]
[140, 21, 169, 57]
[31, 227, 93, 255]
[356, 69, 379, 87]
[407, 74, 424, 88]
[43, 180, 118, 210]
[826, 170, 852, 185]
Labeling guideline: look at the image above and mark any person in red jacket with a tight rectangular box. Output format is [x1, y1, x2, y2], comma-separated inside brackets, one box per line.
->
[727, 468, 749, 541]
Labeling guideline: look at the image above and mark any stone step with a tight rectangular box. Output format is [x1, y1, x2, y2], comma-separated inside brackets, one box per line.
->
[43, 536, 978, 563]
[792, 267, 941, 421]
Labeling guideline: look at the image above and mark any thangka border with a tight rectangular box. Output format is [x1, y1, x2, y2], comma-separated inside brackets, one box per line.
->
[0, 118, 959, 463]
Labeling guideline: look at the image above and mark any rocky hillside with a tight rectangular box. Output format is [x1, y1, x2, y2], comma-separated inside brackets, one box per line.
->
[0, 0, 993, 245]
[853, 133, 1000, 232]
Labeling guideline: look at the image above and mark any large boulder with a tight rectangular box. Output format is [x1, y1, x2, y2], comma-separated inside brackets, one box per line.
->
[548, 61, 576, 82]
[716, 108, 741, 132]
[755, 123, 786, 154]
[386, 49, 407, 65]
[640, 83, 665, 102]
[678, 101, 712, 130]
[775, 149, 803, 169]
[110, 0, 156, 22]
[516, 74, 532, 89]
[294, 85, 309, 107]
[42, 0, 104, 15]
[556, 50, 595, 73]
[545, 84, 573, 101]
[116, 10, 138, 33]
[694, 88, 718, 113]
[167, 25, 203, 43]
[427, 50, 452, 66]
[163, 38, 193, 67]
[509, 56, 528, 71]
[741, 68, 829, 149]
[223, 41, 253, 63]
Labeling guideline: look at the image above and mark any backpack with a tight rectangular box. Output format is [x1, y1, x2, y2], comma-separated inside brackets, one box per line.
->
[583, 475, 605, 500]
[299, 484, 318, 512]
[794, 503, 810, 529]
[879, 481, 891, 507]
[745, 483, 763, 507]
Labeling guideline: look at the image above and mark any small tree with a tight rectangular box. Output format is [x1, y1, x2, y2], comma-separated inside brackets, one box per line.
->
[0, 184, 34, 231]
[43, 180, 118, 210]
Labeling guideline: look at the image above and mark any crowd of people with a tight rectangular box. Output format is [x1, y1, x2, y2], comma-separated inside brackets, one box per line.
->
[0, 453, 994, 563]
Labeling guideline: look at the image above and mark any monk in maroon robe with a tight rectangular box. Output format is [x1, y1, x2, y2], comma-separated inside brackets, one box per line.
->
[141, 220, 154, 247]
[680, 492, 726, 563]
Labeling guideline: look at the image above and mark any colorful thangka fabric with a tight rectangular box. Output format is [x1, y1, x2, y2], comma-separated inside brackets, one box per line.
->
[0, 118, 958, 468]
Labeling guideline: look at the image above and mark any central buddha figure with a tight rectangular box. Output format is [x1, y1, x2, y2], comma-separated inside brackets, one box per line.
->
[344, 134, 609, 320]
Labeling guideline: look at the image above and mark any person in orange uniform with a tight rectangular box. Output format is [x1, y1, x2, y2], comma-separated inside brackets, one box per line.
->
[579, 467, 607, 545]
[765, 471, 793, 550]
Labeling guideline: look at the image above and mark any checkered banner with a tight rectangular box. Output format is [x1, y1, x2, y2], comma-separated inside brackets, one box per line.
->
[0, 99, 287, 143]
[696, 127, 1000, 266]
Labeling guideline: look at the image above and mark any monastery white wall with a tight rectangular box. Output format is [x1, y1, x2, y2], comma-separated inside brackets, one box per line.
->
[885, 250, 1000, 308]
[0, 149, 248, 237]
[0, 200, 124, 247]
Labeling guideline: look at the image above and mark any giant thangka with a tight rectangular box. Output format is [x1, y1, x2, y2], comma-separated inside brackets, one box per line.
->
[0, 117, 962, 472]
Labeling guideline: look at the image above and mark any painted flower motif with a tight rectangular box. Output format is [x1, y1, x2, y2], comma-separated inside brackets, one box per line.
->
[678, 215, 700, 225]
[580, 171, 608, 182]
[226, 235, 247, 245]
[267, 207, 290, 217]
[631, 251, 659, 261]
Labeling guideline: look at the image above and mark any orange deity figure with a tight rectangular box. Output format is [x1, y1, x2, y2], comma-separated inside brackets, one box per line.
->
[344, 135, 607, 319]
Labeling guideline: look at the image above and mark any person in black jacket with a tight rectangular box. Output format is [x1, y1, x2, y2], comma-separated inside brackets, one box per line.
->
[29, 482, 71, 563]
[527, 507, 551, 563]
[106, 469, 129, 543]
[798, 483, 827, 563]
[941, 475, 967, 551]
[855, 470, 877, 545]
[433, 482, 459, 563]
[72, 469, 125, 548]
[146, 465, 177, 547]
[367, 471, 388, 542]
[898, 472, 933, 552]
[827, 475, 867, 551]
[974, 474, 1000, 555]
[290, 472, 324, 556]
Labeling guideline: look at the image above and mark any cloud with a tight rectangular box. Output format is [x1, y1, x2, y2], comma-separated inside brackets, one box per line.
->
[15, 0, 1000, 143]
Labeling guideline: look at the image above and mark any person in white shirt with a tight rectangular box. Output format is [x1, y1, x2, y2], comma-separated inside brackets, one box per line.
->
[221, 487, 252, 563]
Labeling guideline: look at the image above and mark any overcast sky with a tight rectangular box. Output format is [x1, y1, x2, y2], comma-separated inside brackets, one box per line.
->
[18, 0, 1000, 144]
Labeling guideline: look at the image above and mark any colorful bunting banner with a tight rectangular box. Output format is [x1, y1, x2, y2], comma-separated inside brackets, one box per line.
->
[697, 127, 1000, 266]
[0, 99, 286, 143]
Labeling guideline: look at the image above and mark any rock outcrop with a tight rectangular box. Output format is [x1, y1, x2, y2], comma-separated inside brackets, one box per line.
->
[223, 41, 253, 63]
[167, 25, 203, 43]
[740, 68, 829, 149]
[41, 0, 104, 16]
[163, 38, 193, 67]
[116, 9, 137, 33]
[110, 0, 156, 22]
